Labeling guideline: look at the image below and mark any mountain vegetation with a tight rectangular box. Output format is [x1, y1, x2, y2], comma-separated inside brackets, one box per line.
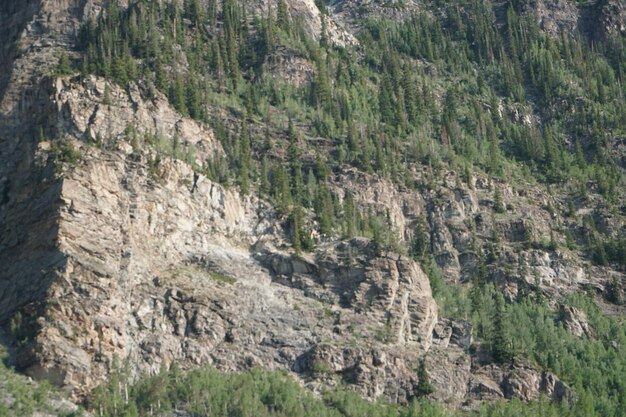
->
[87, 288, 626, 417]
[1, 0, 625, 415]
[71, 0, 626, 260]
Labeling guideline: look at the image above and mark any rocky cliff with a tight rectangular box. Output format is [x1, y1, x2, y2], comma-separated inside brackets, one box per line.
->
[0, 0, 624, 412]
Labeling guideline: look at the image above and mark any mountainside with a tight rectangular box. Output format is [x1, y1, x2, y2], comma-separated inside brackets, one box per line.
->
[0, 0, 625, 416]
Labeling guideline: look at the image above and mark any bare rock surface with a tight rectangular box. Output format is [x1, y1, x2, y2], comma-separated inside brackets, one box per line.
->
[559, 305, 595, 339]
[24, 151, 443, 400]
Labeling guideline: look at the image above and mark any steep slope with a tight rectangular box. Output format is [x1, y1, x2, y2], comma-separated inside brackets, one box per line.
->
[0, 0, 625, 414]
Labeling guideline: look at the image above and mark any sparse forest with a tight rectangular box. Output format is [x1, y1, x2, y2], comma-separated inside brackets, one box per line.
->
[73, 0, 625, 261]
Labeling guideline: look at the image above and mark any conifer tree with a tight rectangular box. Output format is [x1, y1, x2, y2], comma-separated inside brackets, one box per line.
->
[315, 184, 335, 235]
[288, 139, 304, 204]
[290, 206, 303, 255]
[238, 120, 252, 195]
[492, 292, 511, 363]
[410, 219, 429, 260]
[272, 165, 292, 214]
[494, 187, 505, 213]
[415, 358, 435, 396]
[260, 156, 271, 196]
[342, 193, 357, 238]
[56, 52, 73, 75]
[470, 249, 487, 315]
[276, 0, 290, 33]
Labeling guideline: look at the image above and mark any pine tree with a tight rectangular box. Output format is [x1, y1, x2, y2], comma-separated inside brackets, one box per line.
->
[276, 0, 290, 33]
[186, 80, 204, 121]
[343, 193, 357, 238]
[112, 54, 129, 85]
[410, 220, 429, 260]
[290, 206, 303, 255]
[607, 276, 623, 305]
[575, 140, 586, 169]
[212, 36, 225, 84]
[378, 74, 396, 126]
[238, 120, 252, 195]
[492, 292, 512, 363]
[319, 14, 329, 49]
[56, 52, 73, 75]
[170, 73, 188, 116]
[221, 0, 240, 86]
[415, 358, 436, 396]
[315, 153, 330, 182]
[272, 165, 292, 214]
[470, 249, 487, 315]
[263, 2, 276, 56]
[315, 185, 335, 235]
[260, 156, 270, 196]
[311, 55, 331, 109]
[494, 187, 505, 213]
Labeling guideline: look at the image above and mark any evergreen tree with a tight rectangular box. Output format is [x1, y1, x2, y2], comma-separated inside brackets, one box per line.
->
[492, 292, 512, 364]
[415, 358, 436, 397]
[410, 219, 429, 260]
[56, 52, 73, 75]
[342, 193, 358, 238]
[276, 0, 290, 33]
[260, 156, 271, 196]
[314, 185, 335, 235]
[272, 165, 292, 213]
[607, 276, 623, 305]
[170, 73, 188, 116]
[288, 138, 304, 204]
[470, 250, 487, 315]
[290, 206, 304, 255]
[493, 187, 505, 213]
[238, 120, 252, 195]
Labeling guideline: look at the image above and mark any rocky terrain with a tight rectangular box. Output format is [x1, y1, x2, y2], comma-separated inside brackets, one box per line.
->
[0, 0, 624, 415]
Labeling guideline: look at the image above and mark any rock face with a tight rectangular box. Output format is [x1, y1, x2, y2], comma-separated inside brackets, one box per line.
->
[286, 0, 357, 46]
[1, 0, 622, 410]
[260, 239, 438, 348]
[0, 63, 569, 410]
[15, 145, 441, 399]
[559, 305, 595, 339]
[53, 75, 223, 164]
[593, 0, 626, 38]
[470, 360, 575, 404]
[523, 0, 580, 36]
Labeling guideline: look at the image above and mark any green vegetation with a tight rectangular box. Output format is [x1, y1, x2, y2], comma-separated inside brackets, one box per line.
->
[0, 348, 82, 417]
[415, 358, 436, 397]
[209, 271, 236, 285]
[91, 313, 626, 417]
[51, 141, 81, 165]
[55, 51, 74, 76]
[431, 275, 626, 417]
[92, 365, 452, 417]
[73, 0, 624, 260]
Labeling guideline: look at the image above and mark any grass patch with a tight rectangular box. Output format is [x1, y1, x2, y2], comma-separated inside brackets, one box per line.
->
[208, 271, 236, 285]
